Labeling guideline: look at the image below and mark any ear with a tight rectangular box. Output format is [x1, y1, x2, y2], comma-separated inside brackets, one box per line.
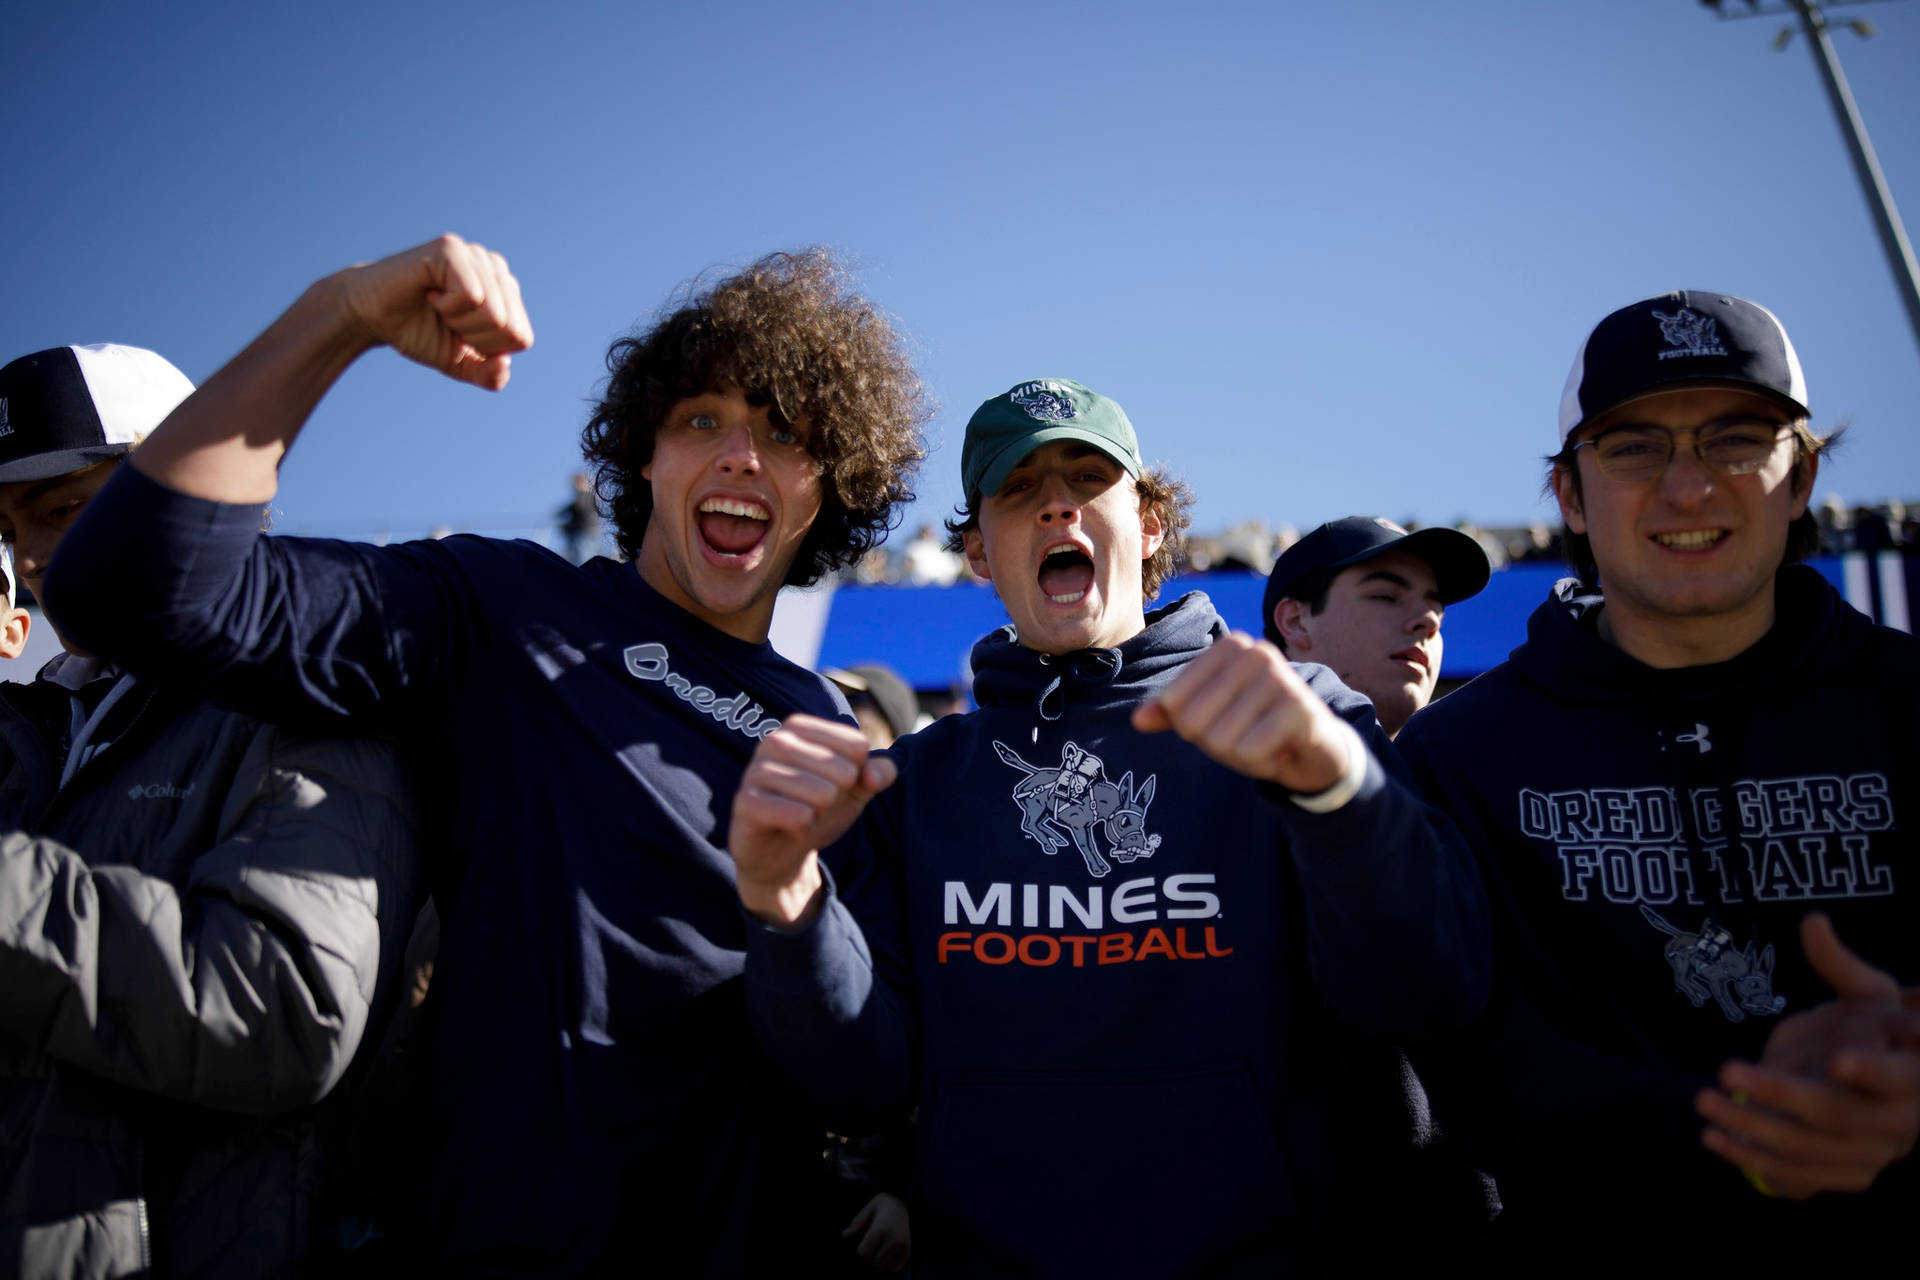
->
[0, 608, 29, 661]
[1271, 598, 1314, 655]
[1787, 447, 1817, 519]
[1138, 496, 1166, 563]
[1552, 464, 1587, 535]
[963, 526, 992, 582]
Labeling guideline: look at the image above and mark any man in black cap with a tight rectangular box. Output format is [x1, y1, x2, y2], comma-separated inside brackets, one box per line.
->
[1396, 292, 1919, 1257]
[0, 344, 420, 1275]
[1263, 516, 1490, 738]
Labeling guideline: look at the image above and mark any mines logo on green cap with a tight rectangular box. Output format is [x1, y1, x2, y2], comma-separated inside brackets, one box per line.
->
[962, 377, 1143, 505]
[1009, 381, 1078, 422]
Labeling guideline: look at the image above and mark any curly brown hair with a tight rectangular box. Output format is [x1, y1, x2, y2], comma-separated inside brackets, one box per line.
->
[581, 249, 930, 585]
[943, 463, 1195, 599]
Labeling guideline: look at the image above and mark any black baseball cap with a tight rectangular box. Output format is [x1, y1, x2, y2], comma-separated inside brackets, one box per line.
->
[1261, 516, 1491, 644]
[1558, 292, 1809, 444]
[823, 663, 919, 741]
[0, 344, 195, 484]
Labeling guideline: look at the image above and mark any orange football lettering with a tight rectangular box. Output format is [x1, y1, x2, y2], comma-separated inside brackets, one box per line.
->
[1135, 927, 1176, 961]
[1017, 934, 1061, 966]
[975, 932, 1017, 965]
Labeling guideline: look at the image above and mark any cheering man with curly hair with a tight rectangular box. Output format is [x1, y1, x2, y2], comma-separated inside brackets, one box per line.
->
[45, 235, 931, 1272]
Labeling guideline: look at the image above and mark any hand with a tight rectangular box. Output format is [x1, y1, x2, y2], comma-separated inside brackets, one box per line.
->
[1748, 916, 1920, 1077]
[1131, 632, 1354, 792]
[337, 234, 533, 390]
[842, 1191, 911, 1273]
[1696, 913, 1920, 1198]
[729, 715, 896, 928]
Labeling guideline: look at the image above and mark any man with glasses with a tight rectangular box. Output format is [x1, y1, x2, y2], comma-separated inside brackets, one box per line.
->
[1396, 293, 1918, 1256]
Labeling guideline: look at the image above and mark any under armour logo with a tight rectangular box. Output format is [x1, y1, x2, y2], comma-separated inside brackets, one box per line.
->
[1674, 723, 1712, 754]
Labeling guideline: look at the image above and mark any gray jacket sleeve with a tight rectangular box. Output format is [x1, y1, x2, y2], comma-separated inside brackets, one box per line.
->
[0, 728, 419, 1116]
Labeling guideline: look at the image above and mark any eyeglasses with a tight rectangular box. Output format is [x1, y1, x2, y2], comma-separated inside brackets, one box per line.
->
[1571, 418, 1792, 483]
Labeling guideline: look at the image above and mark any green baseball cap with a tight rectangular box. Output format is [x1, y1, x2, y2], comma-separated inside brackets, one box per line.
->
[961, 379, 1142, 505]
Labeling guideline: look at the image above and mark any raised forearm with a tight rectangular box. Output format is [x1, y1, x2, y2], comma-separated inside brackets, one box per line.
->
[130, 271, 376, 503]
[1287, 759, 1491, 1037]
[128, 233, 530, 504]
[744, 892, 916, 1134]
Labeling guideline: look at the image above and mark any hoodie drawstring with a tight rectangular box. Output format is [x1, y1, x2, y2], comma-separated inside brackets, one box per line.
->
[1031, 649, 1123, 724]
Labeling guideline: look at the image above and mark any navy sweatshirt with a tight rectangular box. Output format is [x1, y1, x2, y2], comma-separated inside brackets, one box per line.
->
[1397, 567, 1917, 1252]
[45, 464, 850, 1273]
[747, 593, 1490, 1277]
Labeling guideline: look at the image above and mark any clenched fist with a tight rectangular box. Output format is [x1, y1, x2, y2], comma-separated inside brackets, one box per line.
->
[1133, 631, 1360, 794]
[337, 234, 533, 390]
[730, 715, 897, 928]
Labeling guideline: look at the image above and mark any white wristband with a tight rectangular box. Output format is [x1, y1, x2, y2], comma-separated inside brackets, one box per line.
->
[1290, 723, 1369, 814]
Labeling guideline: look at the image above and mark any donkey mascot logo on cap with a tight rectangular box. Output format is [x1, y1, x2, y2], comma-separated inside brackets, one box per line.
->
[1010, 381, 1078, 422]
[1651, 308, 1727, 361]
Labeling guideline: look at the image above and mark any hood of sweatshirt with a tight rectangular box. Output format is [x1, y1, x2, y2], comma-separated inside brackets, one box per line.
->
[1507, 564, 1869, 708]
[969, 591, 1229, 719]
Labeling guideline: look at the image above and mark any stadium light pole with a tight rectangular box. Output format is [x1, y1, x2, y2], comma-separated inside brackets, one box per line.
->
[1705, 1, 1920, 359]
[1791, 1, 1920, 356]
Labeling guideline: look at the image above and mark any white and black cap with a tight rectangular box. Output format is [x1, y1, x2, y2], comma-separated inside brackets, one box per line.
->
[0, 344, 195, 483]
[1558, 292, 1809, 445]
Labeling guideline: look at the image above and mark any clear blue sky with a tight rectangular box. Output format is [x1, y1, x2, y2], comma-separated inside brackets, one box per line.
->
[7, 0, 1917, 545]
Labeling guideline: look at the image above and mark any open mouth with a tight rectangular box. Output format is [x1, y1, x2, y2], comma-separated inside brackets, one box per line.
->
[1038, 546, 1095, 605]
[1391, 646, 1429, 673]
[1652, 530, 1726, 552]
[698, 496, 770, 556]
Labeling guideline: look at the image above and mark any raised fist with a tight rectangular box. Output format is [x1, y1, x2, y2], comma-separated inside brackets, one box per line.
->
[339, 234, 533, 390]
[730, 714, 897, 927]
[1133, 632, 1358, 793]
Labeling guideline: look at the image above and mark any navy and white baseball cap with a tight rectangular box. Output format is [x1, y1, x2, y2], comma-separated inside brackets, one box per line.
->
[0, 344, 195, 484]
[1557, 292, 1809, 445]
[1262, 516, 1491, 645]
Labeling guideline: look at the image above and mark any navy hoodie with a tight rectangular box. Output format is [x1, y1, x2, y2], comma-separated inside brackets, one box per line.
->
[45, 464, 851, 1273]
[747, 593, 1489, 1277]
[1397, 566, 1917, 1253]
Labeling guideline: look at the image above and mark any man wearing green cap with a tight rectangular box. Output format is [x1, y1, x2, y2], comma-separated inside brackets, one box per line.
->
[728, 379, 1490, 1274]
